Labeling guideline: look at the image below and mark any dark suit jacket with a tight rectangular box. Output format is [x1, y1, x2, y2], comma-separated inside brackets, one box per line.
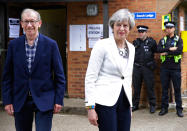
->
[2, 33, 66, 112]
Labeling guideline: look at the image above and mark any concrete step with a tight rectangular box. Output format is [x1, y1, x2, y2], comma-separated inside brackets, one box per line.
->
[182, 96, 187, 111]
[61, 98, 86, 115]
[0, 98, 87, 115]
[1, 97, 187, 115]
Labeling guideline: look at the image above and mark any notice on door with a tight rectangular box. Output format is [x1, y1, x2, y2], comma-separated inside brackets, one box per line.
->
[9, 18, 20, 38]
[69, 25, 86, 51]
[87, 24, 103, 48]
[87, 24, 103, 38]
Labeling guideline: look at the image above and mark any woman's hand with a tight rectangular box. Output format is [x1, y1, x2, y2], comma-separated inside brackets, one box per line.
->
[87, 109, 98, 126]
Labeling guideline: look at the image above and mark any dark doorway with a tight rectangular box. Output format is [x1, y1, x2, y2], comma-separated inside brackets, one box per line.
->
[37, 8, 67, 79]
[0, 3, 6, 100]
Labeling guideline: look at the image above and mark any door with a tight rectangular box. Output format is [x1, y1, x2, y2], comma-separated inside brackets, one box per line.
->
[37, 8, 67, 82]
[0, 3, 6, 100]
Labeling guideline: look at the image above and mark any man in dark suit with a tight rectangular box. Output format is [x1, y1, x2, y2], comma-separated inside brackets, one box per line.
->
[2, 8, 66, 131]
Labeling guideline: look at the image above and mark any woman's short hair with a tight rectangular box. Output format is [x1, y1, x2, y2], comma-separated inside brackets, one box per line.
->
[21, 8, 41, 21]
[109, 9, 135, 30]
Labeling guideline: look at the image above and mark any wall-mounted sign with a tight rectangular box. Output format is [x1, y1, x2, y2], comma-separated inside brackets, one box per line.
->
[162, 14, 171, 30]
[181, 31, 187, 52]
[87, 4, 98, 16]
[87, 24, 103, 48]
[134, 12, 156, 19]
[69, 25, 86, 51]
[88, 38, 100, 48]
[180, 16, 184, 31]
[9, 18, 20, 38]
[87, 24, 103, 38]
[109, 26, 113, 38]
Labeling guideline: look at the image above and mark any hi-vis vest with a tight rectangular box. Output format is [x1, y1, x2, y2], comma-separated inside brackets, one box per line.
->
[160, 35, 182, 63]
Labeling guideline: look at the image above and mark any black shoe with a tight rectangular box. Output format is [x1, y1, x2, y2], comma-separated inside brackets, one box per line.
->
[132, 106, 139, 112]
[177, 110, 184, 117]
[158, 108, 168, 116]
[150, 106, 156, 113]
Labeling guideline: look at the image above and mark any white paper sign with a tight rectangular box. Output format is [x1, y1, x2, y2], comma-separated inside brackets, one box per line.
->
[9, 18, 20, 38]
[87, 24, 103, 38]
[180, 16, 184, 31]
[69, 25, 86, 51]
[88, 38, 100, 48]
[109, 26, 113, 38]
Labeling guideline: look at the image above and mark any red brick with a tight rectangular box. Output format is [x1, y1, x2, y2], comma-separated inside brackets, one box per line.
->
[66, 0, 187, 107]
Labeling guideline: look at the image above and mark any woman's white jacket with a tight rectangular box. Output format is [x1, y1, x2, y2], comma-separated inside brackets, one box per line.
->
[85, 37, 135, 107]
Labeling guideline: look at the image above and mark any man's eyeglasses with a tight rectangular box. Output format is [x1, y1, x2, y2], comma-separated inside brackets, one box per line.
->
[138, 30, 146, 33]
[22, 20, 39, 25]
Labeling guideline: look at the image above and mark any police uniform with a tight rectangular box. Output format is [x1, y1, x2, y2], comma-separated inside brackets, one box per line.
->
[132, 25, 157, 113]
[157, 21, 183, 117]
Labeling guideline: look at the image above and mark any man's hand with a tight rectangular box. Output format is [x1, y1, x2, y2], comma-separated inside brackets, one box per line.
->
[160, 52, 168, 56]
[169, 47, 178, 51]
[53, 104, 62, 114]
[88, 109, 98, 126]
[5, 104, 14, 116]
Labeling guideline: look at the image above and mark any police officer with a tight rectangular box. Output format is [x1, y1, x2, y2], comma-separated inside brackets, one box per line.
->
[132, 25, 157, 113]
[157, 21, 183, 117]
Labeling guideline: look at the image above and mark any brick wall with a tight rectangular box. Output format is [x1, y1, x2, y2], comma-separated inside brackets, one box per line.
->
[67, 2, 103, 98]
[67, 0, 187, 106]
[179, 5, 187, 95]
[157, 0, 181, 14]
[67, 0, 163, 103]
[182, 53, 187, 95]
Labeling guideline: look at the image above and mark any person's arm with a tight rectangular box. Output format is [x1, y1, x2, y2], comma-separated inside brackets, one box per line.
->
[2, 42, 14, 107]
[85, 41, 105, 107]
[2, 41, 14, 116]
[167, 38, 183, 55]
[52, 41, 66, 110]
[85, 40, 105, 126]
[157, 39, 170, 53]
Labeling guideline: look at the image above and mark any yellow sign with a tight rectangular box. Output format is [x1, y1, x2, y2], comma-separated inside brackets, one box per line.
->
[162, 14, 171, 30]
[181, 31, 187, 52]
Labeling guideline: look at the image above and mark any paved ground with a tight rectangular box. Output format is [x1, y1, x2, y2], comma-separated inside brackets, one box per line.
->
[1, 108, 187, 131]
[1, 98, 187, 131]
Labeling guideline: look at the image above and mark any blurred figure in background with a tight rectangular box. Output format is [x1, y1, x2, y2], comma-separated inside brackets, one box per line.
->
[132, 25, 157, 113]
[157, 21, 183, 117]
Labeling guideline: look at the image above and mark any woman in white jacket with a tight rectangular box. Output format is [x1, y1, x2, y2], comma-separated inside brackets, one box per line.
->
[85, 9, 135, 131]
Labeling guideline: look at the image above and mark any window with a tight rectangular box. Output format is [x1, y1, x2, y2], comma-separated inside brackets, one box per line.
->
[172, 7, 179, 34]
[185, 10, 187, 31]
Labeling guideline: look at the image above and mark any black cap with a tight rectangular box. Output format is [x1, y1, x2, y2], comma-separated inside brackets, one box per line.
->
[164, 21, 175, 28]
[137, 25, 148, 31]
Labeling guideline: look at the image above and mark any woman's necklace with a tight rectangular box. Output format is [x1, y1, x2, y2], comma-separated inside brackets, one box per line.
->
[118, 47, 129, 58]
[116, 41, 129, 58]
